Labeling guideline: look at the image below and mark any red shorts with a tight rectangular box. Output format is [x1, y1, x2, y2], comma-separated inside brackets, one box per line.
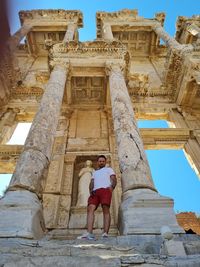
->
[88, 188, 112, 208]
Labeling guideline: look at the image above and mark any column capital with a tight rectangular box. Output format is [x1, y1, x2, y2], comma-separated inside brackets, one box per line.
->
[49, 60, 70, 72]
[154, 12, 165, 26]
[105, 61, 125, 75]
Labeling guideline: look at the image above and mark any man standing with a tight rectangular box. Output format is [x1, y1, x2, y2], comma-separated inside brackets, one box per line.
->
[78, 155, 117, 240]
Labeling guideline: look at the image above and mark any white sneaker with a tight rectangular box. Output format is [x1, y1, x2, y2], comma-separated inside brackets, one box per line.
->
[101, 232, 109, 238]
[77, 232, 95, 240]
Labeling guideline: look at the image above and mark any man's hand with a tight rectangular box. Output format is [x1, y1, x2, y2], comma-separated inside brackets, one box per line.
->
[89, 179, 94, 195]
[90, 190, 95, 196]
[110, 174, 117, 190]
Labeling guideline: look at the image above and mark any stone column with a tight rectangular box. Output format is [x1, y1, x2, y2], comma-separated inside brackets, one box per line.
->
[168, 108, 188, 128]
[0, 63, 69, 239]
[0, 109, 17, 144]
[63, 23, 77, 43]
[107, 62, 184, 235]
[153, 23, 183, 50]
[108, 63, 155, 192]
[6, 23, 33, 81]
[102, 23, 114, 41]
[184, 138, 200, 178]
[8, 24, 33, 52]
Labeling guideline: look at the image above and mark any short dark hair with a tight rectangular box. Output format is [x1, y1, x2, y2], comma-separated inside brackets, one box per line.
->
[97, 155, 107, 161]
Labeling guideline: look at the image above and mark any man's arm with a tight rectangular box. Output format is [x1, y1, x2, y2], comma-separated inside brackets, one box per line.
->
[110, 174, 117, 190]
[89, 178, 94, 194]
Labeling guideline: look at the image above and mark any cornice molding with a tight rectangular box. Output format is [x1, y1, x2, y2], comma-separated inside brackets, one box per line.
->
[19, 9, 83, 27]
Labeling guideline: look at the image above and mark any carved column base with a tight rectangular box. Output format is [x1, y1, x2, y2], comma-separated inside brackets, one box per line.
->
[118, 189, 184, 235]
[0, 191, 45, 239]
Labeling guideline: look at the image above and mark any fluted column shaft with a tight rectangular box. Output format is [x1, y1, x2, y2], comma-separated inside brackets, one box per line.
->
[108, 64, 156, 193]
[9, 64, 69, 195]
[63, 23, 77, 43]
[102, 23, 114, 41]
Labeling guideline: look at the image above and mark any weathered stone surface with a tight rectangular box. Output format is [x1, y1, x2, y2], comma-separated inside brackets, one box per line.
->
[68, 206, 103, 229]
[1, 8, 200, 249]
[8, 64, 68, 195]
[8, 24, 33, 52]
[102, 23, 114, 40]
[24, 64, 68, 160]
[153, 23, 183, 50]
[121, 254, 145, 264]
[118, 189, 184, 234]
[3, 256, 121, 267]
[0, 191, 44, 239]
[44, 155, 65, 193]
[108, 63, 155, 192]
[63, 23, 77, 43]
[108, 64, 183, 235]
[0, 63, 68, 238]
[1, 235, 200, 267]
[9, 149, 48, 193]
[184, 241, 200, 255]
[163, 240, 186, 256]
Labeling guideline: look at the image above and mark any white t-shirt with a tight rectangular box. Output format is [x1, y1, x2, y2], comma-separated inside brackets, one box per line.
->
[92, 167, 115, 190]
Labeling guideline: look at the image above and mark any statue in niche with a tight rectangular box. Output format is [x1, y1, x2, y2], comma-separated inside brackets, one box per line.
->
[76, 160, 94, 207]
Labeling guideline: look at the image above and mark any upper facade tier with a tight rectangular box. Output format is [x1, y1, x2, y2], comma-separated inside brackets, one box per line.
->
[19, 9, 83, 55]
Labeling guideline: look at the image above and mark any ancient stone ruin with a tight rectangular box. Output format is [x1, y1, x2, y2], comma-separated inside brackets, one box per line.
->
[0, 8, 200, 267]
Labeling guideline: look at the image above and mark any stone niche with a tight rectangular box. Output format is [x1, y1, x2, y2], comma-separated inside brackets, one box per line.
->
[68, 155, 104, 229]
[67, 109, 109, 152]
[68, 154, 113, 230]
[71, 155, 98, 207]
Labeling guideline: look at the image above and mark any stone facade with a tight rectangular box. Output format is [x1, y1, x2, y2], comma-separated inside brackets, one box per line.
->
[0, 9, 200, 240]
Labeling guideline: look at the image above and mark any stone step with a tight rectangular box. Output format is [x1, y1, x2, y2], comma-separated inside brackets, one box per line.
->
[46, 226, 119, 240]
[1, 234, 200, 267]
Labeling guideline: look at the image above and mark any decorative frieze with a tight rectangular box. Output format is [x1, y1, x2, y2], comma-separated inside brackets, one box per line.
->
[50, 40, 127, 59]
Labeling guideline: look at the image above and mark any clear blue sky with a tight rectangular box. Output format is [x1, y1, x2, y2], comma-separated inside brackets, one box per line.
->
[1, 0, 200, 214]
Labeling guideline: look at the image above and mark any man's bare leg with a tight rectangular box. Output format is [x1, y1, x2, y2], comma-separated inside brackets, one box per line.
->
[102, 205, 111, 233]
[87, 204, 96, 233]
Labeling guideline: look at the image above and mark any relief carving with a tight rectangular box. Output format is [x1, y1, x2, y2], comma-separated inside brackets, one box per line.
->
[128, 73, 150, 96]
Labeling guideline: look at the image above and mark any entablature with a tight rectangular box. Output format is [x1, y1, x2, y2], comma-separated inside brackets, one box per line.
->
[0, 128, 192, 173]
[19, 9, 83, 28]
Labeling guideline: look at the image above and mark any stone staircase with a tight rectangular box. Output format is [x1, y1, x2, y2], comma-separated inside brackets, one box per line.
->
[1, 234, 200, 266]
[46, 227, 119, 240]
